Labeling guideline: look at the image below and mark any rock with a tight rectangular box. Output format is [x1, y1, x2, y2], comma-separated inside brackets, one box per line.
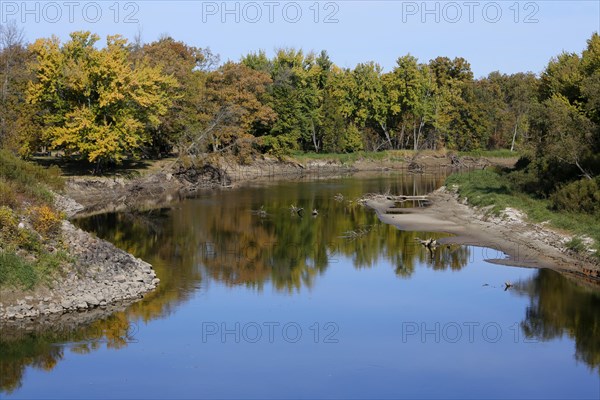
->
[82, 295, 99, 306]
[48, 304, 62, 313]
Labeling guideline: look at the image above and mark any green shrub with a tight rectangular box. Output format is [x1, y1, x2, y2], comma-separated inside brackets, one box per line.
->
[551, 178, 600, 215]
[0, 150, 64, 189]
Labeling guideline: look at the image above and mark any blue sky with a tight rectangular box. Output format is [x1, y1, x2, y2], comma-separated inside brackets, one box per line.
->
[2, 1, 599, 77]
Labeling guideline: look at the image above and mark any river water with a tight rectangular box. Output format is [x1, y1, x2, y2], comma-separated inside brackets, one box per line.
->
[1, 173, 599, 398]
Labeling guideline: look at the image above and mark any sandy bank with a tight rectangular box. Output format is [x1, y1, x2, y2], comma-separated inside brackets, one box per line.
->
[365, 187, 600, 283]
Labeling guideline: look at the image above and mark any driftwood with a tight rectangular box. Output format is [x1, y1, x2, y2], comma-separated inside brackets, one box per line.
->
[415, 238, 438, 249]
[415, 237, 439, 258]
[448, 153, 463, 166]
[251, 205, 268, 218]
[289, 205, 304, 216]
[408, 161, 424, 173]
[395, 195, 429, 201]
[340, 227, 371, 239]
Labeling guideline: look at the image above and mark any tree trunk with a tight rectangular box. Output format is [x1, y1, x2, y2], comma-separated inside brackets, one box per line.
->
[380, 122, 392, 149]
[399, 123, 406, 150]
[415, 118, 425, 151]
[413, 121, 417, 151]
[311, 119, 319, 153]
[575, 160, 593, 180]
[510, 115, 519, 152]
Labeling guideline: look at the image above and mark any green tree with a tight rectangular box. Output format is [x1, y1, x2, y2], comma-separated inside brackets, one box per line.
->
[525, 33, 600, 188]
[385, 55, 436, 150]
[429, 57, 486, 150]
[530, 95, 594, 179]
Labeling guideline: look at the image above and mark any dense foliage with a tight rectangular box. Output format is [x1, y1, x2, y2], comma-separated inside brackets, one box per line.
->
[0, 25, 598, 209]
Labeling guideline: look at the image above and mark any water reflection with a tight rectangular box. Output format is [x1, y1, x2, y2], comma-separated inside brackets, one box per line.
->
[1, 174, 599, 395]
[515, 269, 600, 372]
[1, 311, 135, 393]
[77, 175, 453, 294]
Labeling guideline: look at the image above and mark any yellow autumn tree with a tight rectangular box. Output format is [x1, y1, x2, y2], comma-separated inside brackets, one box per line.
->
[27, 31, 176, 171]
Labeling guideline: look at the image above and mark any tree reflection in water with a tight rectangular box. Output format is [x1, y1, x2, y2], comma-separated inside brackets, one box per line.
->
[1, 175, 599, 392]
[514, 269, 600, 373]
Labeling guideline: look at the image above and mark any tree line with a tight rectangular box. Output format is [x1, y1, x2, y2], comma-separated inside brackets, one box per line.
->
[0, 25, 598, 183]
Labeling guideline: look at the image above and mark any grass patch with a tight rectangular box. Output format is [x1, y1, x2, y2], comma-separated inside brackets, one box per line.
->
[0, 251, 38, 289]
[290, 150, 388, 164]
[458, 149, 519, 158]
[566, 237, 587, 253]
[446, 169, 600, 258]
[0, 150, 64, 207]
[0, 250, 68, 289]
[291, 149, 519, 164]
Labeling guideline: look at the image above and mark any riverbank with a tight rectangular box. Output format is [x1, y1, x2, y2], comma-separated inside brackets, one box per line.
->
[364, 186, 600, 283]
[65, 152, 514, 217]
[0, 151, 515, 323]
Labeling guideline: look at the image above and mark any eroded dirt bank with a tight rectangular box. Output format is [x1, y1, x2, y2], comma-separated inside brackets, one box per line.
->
[365, 187, 600, 283]
[66, 153, 506, 217]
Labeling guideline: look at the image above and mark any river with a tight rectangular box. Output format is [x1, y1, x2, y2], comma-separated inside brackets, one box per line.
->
[1, 173, 599, 398]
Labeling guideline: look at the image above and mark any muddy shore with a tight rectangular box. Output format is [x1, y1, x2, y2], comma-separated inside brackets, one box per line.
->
[364, 187, 600, 283]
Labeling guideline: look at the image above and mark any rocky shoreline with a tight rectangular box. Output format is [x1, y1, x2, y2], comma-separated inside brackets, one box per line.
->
[0, 219, 159, 321]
